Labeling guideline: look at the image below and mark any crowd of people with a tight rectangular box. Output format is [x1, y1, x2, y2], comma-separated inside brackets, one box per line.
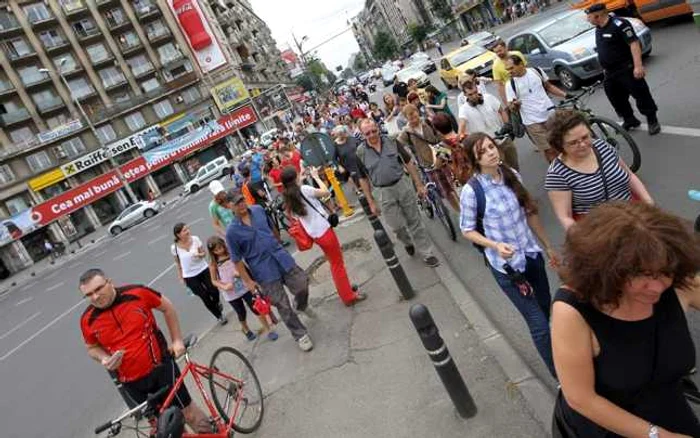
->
[78, 4, 698, 436]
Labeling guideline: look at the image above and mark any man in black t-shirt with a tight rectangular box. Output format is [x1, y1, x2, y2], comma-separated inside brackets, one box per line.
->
[392, 76, 409, 99]
[587, 4, 660, 135]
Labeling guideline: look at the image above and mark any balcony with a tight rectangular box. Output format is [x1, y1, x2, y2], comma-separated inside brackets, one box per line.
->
[135, 3, 161, 20]
[0, 80, 16, 96]
[74, 26, 101, 41]
[132, 65, 155, 78]
[106, 16, 131, 31]
[147, 28, 171, 44]
[35, 96, 65, 113]
[0, 108, 31, 127]
[119, 40, 144, 55]
[44, 37, 71, 53]
[26, 13, 57, 28]
[161, 54, 185, 68]
[61, 65, 84, 77]
[22, 73, 52, 89]
[103, 77, 128, 91]
[62, 0, 89, 16]
[90, 53, 114, 68]
[97, 0, 118, 7]
[0, 15, 22, 36]
[72, 87, 97, 101]
[6, 47, 38, 63]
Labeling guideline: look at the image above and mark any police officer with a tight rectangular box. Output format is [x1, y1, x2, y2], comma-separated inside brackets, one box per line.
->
[587, 3, 660, 135]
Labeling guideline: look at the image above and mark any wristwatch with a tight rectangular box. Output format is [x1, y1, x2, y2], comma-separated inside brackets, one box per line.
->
[648, 424, 659, 438]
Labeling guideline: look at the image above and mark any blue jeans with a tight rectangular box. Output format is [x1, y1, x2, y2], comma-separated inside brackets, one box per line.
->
[490, 253, 555, 377]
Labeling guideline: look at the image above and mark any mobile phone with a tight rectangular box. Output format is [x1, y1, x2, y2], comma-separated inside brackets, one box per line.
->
[108, 350, 124, 364]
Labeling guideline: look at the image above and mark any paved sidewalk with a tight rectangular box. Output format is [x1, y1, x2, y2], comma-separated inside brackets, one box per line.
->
[179, 217, 547, 437]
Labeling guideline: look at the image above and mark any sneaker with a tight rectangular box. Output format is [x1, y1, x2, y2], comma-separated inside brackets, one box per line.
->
[267, 331, 279, 341]
[218, 316, 228, 325]
[244, 330, 256, 341]
[405, 244, 416, 256]
[647, 121, 661, 135]
[423, 256, 440, 268]
[297, 334, 313, 352]
[346, 293, 367, 306]
[622, 117, 641, 131]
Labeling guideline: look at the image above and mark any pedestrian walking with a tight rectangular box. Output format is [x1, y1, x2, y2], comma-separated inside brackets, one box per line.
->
[209, 180, 235, 236]
[545, 110, 653, 230]
[207, 236, 278, 342]
[435, 40, 444, 56]
[331, 125, 361, 187]
[281, 167, 367, 306]
[172, 223, 227, 324]
[356, 118, 440, 268]
[586, 3, 661, 135]
[44, 239, 55, 261]
[383, 94, 405, 137]
[223, 189, 314, 352]
[505, 54, 569, 162]
[431, 113, 471, 186]
[486, 39, 527, 105]
[459, 132, 559, 377]
[457, 80, 520, 170]
[551, 202, 700, 437]
[457, 69, 492, 109]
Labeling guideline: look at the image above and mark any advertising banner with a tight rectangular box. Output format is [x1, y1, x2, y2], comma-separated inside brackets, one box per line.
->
[37, 119, 82, 144]
[0, 210, 39, 247]
[253, 86, 291, 119]
[168, 0, 226, 73]
[210, 77, 249, 113]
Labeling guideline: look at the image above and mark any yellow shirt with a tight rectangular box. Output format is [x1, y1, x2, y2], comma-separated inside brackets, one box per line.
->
[492, 51, 527, 82]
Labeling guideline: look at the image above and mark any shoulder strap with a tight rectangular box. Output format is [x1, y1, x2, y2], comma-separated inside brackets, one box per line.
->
[300, 191, 328, 218]
[509, 76, 518, 98]
[468, 178, 486, 236]
[591, 143, 610, 200]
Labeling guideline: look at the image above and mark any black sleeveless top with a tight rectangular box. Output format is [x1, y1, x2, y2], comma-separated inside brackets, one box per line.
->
[554, 287, 700, 437]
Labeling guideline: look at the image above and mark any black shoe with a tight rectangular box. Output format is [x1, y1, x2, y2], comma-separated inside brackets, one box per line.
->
[647, 120, 661, 135]
[405, 245, 416, 256]
[622, 117, 641, 131]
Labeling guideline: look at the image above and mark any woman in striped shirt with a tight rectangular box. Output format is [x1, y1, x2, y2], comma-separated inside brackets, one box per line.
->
[545, 110, 653, 230]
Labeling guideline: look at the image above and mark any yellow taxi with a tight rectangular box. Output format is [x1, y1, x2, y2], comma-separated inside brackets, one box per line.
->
[438, 45, 498, 89]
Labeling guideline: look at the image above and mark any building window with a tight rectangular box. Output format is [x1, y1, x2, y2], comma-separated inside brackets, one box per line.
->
[0, 165, 17, 186]
[67, 78, 95, 99]
[152, 99, 174, 118]
[96, 124, 116, 143]
[105, 7, 127, 27]
[99, 67, 126, 88]
[46, 113, 71, 130]
[72, 18, 98, 38]
[18, 65, 48, 86]
[124, 112, 146, 131]
[60, 0, 86, 13]
[112, 92, 131, 103]
[38, 29, 67, 49]
[118, 31, 141, 51]
[61, 137, 86, 158]
[145, 20, 168, 39]
[9, 127, 34, 144]
[86, 43, 111, 63]
[157, 43, 181, 65]
[26, 151, 53, 173]
[163, 60, 193, 82]
[54, 54, 79, 73]
[126, 55, 153, 76]
[23, 3, 53, 24]
[141, 78, 160, 93]
[6, 37, 33, 58]
[181, 87, 201, 104]
[5, 195, 30, 215]
[31, 89, 61, 111]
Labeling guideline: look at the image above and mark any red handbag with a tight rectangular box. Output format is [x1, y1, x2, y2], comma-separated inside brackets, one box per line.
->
[286, 215, 313, 251]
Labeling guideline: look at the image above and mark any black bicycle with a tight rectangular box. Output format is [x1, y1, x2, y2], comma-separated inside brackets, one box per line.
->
[549, 81, 641, 173]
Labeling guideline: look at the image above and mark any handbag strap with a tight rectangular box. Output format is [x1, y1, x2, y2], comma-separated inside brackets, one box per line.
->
[300, 191, 329, 218]
[591, 144, 610, 201]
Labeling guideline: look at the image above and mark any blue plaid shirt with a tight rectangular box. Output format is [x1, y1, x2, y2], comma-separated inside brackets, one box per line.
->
[459, 171, 541, 274]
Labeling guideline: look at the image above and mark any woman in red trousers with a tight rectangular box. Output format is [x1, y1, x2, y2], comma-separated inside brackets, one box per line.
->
[280, 166, 367, 306]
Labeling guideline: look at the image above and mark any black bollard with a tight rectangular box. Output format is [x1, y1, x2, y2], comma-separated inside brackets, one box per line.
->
[357, 192, 387, 233]
[374, 229, 414, 300]
[409, 303, 477, 419]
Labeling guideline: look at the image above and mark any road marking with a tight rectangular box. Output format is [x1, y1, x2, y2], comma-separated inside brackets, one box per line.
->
[0, 312, 42, 341]
[113, 251, 132, 261]
[45, 270, 60, 279]
[20, 281, 38, 292]
[67, 261, 83, 270]
[148, 234, 167, 246]
[189, 217, 204, 226]
[176, 211, 192, 219]
[0, 300, 83, 362]
[148, 263, 175, 287]
[45, 281, 65, 293]
[639, 123, 700, 138]
[14, 297, 33, 307]
[120, 237, 136, 245]
[94, 249, 109, 258]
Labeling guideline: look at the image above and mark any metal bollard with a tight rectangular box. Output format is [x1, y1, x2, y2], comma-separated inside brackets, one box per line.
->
[375, 229, 414, 300]
[357, 191, 387, 233]
[409, 303, 477, 419]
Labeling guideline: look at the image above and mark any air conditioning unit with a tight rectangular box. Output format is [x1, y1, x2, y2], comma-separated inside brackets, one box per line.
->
[53, 146, 67, 159]
[175, 95, 184, 104]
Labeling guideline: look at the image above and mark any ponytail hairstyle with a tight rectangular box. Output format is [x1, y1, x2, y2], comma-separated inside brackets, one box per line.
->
[280, 166, 307, 217]
[173, 222, 186, 243]
[463, 132, 538, 215]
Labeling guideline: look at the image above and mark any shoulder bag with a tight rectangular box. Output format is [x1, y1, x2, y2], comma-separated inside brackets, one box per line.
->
[301, 192, 339, 228]
[284, 208, 314, 251]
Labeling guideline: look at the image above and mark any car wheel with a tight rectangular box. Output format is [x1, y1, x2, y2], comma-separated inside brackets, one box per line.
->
[144, 209, 156, 218]
[111, 226, 123, 236]
[441, 77, 453, 90]
[190, 184, 200, 193]
[557, 67, 581, 91]
[221, 167, 230, 176]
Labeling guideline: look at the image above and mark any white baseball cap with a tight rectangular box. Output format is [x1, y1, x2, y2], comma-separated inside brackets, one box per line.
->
[209, 180, 224, 195]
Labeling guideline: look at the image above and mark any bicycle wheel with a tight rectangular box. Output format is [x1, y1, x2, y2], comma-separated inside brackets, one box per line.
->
[208, 347, 264, 434]
[431, 193, 457, 241]
[589, 116, 641, 173]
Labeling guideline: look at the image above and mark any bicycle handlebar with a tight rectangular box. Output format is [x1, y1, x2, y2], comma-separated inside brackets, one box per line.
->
[547, 80, 603, 111]
[95, 386, 170, 435]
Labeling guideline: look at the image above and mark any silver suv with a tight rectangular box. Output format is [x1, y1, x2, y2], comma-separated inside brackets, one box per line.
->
[183, 156, 231, 194]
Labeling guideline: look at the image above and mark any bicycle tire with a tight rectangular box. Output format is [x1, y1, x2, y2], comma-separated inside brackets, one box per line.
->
[433, 194, 457, 241]
[208, 347, 264, 434]
[589, 116, 641, 173]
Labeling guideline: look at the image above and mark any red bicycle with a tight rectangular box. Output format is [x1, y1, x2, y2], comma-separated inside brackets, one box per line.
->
[95, 334, 264, 437]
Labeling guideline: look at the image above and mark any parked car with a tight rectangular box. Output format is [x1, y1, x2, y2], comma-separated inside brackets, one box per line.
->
[506, 10, 652, 90]
[359, 71, 372, 84]
[109, 200, 160, 236]
[381, 64, 399, 86]
[409, 52, 437, 74]
[259, 128, 279, 147]
[438, 45, 497, 89]
[396, 66, 430, 88]
[183, 156, 231, 194]
[460, 30, 499, 48]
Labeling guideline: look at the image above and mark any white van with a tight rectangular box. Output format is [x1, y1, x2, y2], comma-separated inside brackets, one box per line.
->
[183, 156, 231, 194]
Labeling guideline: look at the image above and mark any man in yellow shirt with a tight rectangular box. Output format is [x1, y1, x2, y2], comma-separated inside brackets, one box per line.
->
[488, 39, 527, 104]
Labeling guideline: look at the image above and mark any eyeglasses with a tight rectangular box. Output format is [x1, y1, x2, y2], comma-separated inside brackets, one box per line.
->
[564, 133, 592, 148]
[83, 279, 111, 299]
[362, 129, 379, 135]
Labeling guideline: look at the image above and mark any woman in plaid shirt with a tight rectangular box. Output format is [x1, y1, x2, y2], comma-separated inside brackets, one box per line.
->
[459, 132, 560, 377]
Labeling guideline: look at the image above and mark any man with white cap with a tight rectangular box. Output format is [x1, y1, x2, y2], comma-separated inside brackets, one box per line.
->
[209, 180, 234, 236]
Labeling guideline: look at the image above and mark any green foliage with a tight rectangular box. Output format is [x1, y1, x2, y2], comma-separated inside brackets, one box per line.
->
[407, 23, 432, 46]
[430, 0, 455, 22]
[372, 31, 399, 61]
[352, 55, 367, 72]
[341, 67, 355, 79]
[295, 74, 314, 92]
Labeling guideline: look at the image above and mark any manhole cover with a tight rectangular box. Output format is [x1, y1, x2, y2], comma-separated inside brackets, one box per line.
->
[306, 238, 372, 285]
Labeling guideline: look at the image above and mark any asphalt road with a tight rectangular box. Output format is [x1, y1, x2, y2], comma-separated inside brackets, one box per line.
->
[372, 14, 700, 385]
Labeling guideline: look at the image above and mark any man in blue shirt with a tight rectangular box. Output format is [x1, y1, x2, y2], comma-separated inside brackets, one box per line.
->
[224, 189, 313, 352]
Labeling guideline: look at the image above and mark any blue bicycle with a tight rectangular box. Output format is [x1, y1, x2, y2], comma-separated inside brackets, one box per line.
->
[416, 165, 457, 241]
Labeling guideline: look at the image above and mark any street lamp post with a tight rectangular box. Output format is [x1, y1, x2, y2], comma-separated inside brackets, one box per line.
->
[41, 60, 139, 204]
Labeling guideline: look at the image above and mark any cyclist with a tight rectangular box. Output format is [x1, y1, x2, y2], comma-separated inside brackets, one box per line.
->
[78, 268, 212, 433]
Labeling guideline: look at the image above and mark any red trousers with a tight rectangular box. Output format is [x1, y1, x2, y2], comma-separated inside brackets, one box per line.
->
[314, 228, 357, 305]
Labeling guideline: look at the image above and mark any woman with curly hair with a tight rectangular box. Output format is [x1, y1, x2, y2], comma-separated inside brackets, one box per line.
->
[552, 201, 700, 438]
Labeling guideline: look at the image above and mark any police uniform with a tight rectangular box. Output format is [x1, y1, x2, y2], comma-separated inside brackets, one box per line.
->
[592, 5, 658, 129]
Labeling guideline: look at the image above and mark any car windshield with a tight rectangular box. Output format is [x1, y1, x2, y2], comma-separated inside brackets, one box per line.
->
[448, 46, 487, 67]
[397, 68, 420, 82]
[538, 13, 593, 47]
[411, 53, 428, 61]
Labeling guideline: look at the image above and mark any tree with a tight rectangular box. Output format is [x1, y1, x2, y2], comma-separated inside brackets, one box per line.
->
[430, 0, 455, 23]
[407, 23, 432, 49]
[352, 54, 366, 72]
[341, 67, 354, 80]
[372, 31, 399, 62]
[295, 74, 314, 92]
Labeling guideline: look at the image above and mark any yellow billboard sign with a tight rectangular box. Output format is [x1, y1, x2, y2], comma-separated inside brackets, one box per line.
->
[210, 77, 249, 112]
[28, 168, 65, 191]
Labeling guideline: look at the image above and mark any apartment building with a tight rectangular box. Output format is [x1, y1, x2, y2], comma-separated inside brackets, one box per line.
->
[0, 0, 289, 278]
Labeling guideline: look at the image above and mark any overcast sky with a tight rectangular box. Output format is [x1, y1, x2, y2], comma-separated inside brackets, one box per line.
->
[250, 0, 364, 71]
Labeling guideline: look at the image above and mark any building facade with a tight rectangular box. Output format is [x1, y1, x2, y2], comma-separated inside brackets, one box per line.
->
[353, 0, 438, 52]
[0, 0, 290, 278]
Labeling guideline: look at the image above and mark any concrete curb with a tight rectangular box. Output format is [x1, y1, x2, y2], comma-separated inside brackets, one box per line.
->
[432, 248, 556, 434]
